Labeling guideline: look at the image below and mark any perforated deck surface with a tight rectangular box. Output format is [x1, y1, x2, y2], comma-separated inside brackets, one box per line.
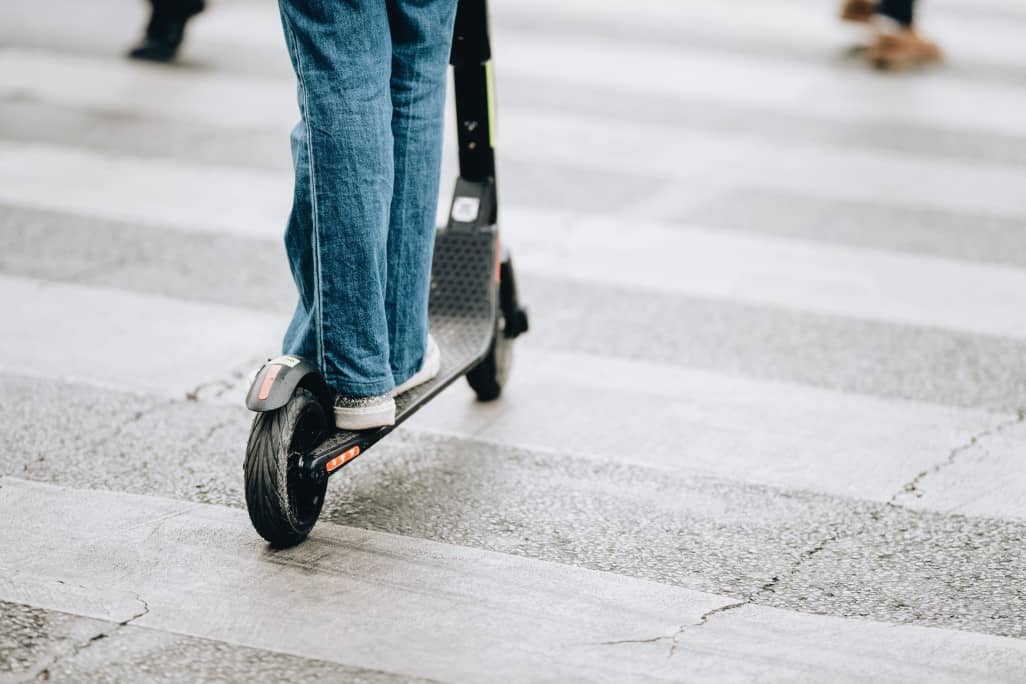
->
[312, 227, 498, 459]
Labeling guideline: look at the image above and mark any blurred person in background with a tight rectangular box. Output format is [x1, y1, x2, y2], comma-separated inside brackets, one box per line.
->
[128, 0, 205, 62]
[841, 0, 941, 69]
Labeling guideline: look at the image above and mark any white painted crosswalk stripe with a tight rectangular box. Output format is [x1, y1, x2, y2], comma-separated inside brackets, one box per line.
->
[510, 209, 1026, 340]
[0, 275, 281, 397]
[413, 347, 1015, 508]
[0, 141, 288, 239]
[3, 478, 1026, 682]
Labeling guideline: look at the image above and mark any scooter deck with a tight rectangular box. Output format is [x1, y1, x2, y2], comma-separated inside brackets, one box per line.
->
[304, 225, 498, 476]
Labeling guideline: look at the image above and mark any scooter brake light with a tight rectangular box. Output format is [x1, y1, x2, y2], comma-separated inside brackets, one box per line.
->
[326, 446, 360, 473]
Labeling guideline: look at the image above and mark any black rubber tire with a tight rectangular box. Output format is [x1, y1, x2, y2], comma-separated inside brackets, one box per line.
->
[244, 388, 329, 547]
[467, 315, 512, 402]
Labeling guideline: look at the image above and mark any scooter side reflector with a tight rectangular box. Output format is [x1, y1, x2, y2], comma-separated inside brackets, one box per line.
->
[256, 364, 282, 400]
[325, 446, 361, 473]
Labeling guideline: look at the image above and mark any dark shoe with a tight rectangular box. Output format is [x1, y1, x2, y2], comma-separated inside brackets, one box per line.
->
[127, 1, 205, 63]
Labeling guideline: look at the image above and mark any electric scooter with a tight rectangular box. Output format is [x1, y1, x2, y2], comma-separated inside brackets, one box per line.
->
[242, 0, 528, 548]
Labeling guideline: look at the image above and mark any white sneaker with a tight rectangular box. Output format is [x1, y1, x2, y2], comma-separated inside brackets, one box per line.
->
[334, 393, 396, 430]
[392, 335, 441, 397]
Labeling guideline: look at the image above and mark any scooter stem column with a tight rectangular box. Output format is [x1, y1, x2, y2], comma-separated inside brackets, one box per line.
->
[449, 0, 498, 228]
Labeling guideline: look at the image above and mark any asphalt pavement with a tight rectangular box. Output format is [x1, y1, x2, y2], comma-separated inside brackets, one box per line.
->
[2, 0, 1026, 681]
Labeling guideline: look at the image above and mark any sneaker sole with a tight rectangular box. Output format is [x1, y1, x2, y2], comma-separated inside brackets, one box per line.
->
[334, 399, 396, 430]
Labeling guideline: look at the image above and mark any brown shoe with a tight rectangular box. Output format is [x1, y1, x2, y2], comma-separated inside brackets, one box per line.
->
[868, 29, 942, 69]
[841, 0, 877, 23]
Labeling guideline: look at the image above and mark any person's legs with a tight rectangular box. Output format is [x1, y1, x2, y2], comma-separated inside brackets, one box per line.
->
[384, 0, 459, 387]
[128, 0, 205, 62]
[877, 0, 915, 26]
[840, 0, 877, 24]
[278, 0, 396, 398]
[870, 0, 940, 68]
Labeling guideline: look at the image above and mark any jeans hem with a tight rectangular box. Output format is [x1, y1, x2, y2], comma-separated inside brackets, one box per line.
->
[391, 359, 423, 389]
[325, 375, 396, 398]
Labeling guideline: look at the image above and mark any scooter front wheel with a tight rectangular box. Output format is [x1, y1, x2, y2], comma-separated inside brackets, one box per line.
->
[244, 387, 329, 547]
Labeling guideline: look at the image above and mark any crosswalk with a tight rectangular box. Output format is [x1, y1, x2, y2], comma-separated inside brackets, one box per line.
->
[2, 0, 1026, 680]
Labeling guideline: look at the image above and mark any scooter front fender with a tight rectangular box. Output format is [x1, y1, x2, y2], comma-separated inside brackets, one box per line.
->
[245, 355, 332, 412]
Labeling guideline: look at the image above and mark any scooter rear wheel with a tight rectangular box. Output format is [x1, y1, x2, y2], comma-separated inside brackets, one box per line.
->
[244, 387, 329, 547]
[466, 314, 512, 402]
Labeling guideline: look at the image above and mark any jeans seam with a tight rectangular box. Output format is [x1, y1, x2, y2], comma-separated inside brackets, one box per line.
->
[282, 11, 326, 378]
[390, 51, 426, 383]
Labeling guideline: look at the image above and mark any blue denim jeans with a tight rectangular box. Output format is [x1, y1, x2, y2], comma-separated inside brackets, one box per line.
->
[278, 0, 458, 396]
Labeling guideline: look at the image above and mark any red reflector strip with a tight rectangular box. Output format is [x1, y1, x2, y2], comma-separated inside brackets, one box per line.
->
[256, 364, 282, 401]
[326, 446, 361, 473]
[494, 238, 502, 283]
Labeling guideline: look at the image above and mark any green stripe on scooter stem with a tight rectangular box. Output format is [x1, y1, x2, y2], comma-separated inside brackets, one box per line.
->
[486, 59, 496, 149]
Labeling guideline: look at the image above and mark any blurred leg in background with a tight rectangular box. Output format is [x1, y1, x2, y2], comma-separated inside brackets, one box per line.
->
[840, 0, 877, 23]
[128, 0, 205, 62]
[871, 0, 941, 68]
[839, 0, 941, 69]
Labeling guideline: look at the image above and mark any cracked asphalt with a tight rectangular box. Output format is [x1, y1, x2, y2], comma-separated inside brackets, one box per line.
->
[2, 0, 1026, 680]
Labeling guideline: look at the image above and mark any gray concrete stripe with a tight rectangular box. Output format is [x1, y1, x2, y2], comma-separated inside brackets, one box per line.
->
[684, 188, 1026, 270]
[0, 600, 429, 684]
[0, 205, 297, 313]
[522, 275, 1026, 413]
[0, 96, 293, 173]
[4, 207, 1026, 413]
[3, 477, 1026, 681]
[4, 375, 1026, 637]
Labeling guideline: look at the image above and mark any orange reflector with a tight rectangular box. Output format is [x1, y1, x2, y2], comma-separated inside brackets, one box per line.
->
[325, 446, 361, 473]
[494, 237, 502, 283]
[256, 364, 282, 401]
